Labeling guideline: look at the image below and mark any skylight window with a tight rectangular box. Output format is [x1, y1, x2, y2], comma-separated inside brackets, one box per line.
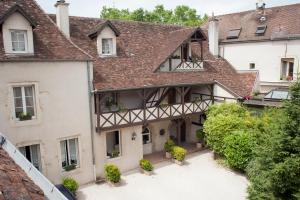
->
[264, 89, 290, 100]
[255, 25, 267, 35]
[226, 28, 241, 39]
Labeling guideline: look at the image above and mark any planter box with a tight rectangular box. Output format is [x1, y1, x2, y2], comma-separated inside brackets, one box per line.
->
[140, 169, 153, 176]
[165, 152, 172, 159]
[107, 181, 121, 187]
[196, 142, 203, 149]
[173, 159, 184, 166]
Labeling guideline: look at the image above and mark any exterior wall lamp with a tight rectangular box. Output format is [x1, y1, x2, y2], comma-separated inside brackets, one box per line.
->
[132, 132, 137, 141]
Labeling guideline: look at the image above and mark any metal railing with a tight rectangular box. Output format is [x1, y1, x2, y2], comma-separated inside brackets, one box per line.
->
[0, 132, 68, 200]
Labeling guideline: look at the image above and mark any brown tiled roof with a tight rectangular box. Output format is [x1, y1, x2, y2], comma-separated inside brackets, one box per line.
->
[202, 3, 300, 43]
[0, 0, 91, 61]
[48, 15, 256, 97]
[0, 147, 44, 200]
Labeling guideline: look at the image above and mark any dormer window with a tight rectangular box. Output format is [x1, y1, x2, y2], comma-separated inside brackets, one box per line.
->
[102, 38, 113, 55]
[10, 30, 27, 52]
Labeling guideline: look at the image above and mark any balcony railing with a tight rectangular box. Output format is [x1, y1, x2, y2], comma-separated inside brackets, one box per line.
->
[175, 61, 204, 71]
[96, 99, 212, 131]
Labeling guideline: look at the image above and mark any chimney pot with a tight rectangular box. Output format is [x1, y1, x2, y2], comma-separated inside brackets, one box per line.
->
[55, 0, 70, 38]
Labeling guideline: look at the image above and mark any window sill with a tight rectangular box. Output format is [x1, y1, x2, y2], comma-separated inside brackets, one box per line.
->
[62, 166, 80, 173]
[106, 156, 122, 161]
[5, 52, 34, 56]
[99, 54, 117, 58]
[10, 117, 40, 127]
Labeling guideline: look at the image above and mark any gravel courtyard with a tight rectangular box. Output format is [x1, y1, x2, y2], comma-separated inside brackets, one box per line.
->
[77, 150, 249, 200]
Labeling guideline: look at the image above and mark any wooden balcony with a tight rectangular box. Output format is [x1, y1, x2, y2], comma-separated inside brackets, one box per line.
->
[96, 99, 212, 132]
[175, 61, 204, 71]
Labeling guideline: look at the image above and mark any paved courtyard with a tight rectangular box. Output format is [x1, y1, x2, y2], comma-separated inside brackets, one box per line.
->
[77, 150, 249, 200]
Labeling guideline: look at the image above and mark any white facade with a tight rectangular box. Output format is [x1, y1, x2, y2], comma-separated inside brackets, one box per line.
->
[220, 40, 300, 92]
[0, 61, 95, 185]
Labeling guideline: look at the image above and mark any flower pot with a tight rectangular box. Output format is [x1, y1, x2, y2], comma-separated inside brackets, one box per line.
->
[166, 152, 172, 159]
[108, 181, 121, 187]
[140, 169, 153, 176]
[173, 159, 184, 166]
[196, 142, 203, 149]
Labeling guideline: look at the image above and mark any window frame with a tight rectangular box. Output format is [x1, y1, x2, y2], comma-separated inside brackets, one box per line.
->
[226, 28, 241, 39]
[142, 128, 152, 144]
[101, 38, 113, 56]
[9, 29, 28, 53]
[19, 144, 42, 171]
[12, 84, 36, 121]
[106, 130, 122, 159]
[60, 138, 80, 170]
[281, 58, 294, 81]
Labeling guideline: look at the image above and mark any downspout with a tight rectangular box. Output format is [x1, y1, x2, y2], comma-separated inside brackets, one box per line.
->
[86, 61, 96, 182]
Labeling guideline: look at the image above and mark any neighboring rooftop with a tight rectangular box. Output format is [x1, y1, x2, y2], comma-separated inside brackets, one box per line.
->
[49, 15, 257, 97]
[0, 147, 44, 200]
[203, 3, 300, 43]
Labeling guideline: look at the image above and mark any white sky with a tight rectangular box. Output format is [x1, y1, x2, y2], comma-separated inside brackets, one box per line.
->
[36, 0, 300, 18]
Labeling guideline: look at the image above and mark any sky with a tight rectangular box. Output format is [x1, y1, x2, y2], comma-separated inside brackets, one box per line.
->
[36, 0, 300, 18]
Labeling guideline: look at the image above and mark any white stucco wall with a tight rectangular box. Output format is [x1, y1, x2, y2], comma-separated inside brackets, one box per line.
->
[220, 40, 300, 90]
[148, 120, 170, 152]
[0, 61, 94, 185]
[2, 12, 34, 54]
[97, 26, 117, 57]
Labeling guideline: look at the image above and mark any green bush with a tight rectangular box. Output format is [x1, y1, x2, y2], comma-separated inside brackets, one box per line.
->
[207, 103, 249, 118]
[196, 128, 205, 142]
[139, 159, 153, 171]
[171, 146, 187, 162]
[224, 131, 253, 171]
[164, 139, 175, 153]
[62, 177, 79, 193]
[105, 164, 121, 183]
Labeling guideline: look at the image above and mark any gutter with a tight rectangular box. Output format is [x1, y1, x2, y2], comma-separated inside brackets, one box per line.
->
[86, 61, 96, 182]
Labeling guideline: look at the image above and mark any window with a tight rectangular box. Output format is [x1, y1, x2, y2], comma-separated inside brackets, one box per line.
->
[13, 85, 36, 120]
[265, 89, 290, 100]
[10, 30, 27, 52]
[19, 144, 42, 171]
[227, 28, 241, 39]
[250, 63, 255, 69]
[255, 25, 267, 36]
[106, 131, 121, 159]
[142, 128, 151, 144]
[60, 138, 79, 169]
[281, 58, 294, 81]
[102, 38, 113, 55]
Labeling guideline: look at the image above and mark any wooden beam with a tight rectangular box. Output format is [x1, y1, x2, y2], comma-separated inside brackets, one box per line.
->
[154, 87, 170, 106]
[96, 94, 101, 133]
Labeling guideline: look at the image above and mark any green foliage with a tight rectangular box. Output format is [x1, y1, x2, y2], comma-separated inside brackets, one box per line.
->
[207, 103, 249, 118]
[100, 5, 208, 26]
[196, 128, 205, 142]
[139, 159, 154, 172]
[63, 164, 76, 171]
[62, 177, 79, 193]
[171, 146, 187, 162]
[164, 139, 175, 153]
[105, 164, 121, 183]
[18, 112, 32, 121]
[247, 81, 300, 200]
[224, 131, 254, 171]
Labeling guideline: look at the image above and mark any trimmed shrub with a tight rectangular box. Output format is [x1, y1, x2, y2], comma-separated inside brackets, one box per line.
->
[196, 128, 205, 142]
[164, 139, 175, 153]
[139, 159, 153, 171]
[224, 131, 253, 171]
[105, 164, 121, 183]
[62, 177, 79, 194]
[171, 146, 187, 162]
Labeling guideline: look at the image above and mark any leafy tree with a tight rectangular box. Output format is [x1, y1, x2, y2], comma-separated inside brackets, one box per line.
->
[100, 5, 208, 26]
[247, 81, 300, 199]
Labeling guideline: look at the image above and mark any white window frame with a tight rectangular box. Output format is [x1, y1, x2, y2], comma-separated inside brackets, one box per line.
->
[281, 58, 294, 81]
[19, 144, 42, 171]
[10, 29, 28, 53]
[106, 130, 122, 159]
[142, 128, 151, 144]
[60, 138, 80, 170]
[12, 84, 36, 120]
[101, 38, 113, 56]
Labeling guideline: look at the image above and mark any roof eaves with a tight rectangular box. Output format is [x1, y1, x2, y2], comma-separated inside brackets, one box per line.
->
[88, 20, 121, 38]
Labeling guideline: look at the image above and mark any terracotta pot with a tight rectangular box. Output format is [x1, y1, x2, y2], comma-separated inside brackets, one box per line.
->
[173, 159, 184, 166]
[141, 169, 153, 176]
[108, 181, 121, 187]
[196, 142, 203, 149]
[166, 152, 172, 159]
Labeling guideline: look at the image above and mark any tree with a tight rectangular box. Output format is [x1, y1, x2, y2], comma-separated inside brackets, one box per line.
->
[100, 5, 208, 26]
[247, 81, 300, 199]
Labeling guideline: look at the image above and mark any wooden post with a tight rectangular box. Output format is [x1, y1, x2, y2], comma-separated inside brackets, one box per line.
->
[181, 87, 185, 116]
[211, 84, 215, 104]
[200, 41, 203, 61]
[143, 89, 146, 124]
[96, 93, 101, 133]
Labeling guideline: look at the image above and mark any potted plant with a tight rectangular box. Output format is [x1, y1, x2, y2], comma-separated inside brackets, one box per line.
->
[62, 177, 79, 196]
[64, 164, 76, 172]
[18, 112, 32, 121]
[171, 146, 187, 165]
[139, 159, 154, 175]
[164, 139, 175, 158]
[104, 164, 121, 186]
[196, 128, 205, 149]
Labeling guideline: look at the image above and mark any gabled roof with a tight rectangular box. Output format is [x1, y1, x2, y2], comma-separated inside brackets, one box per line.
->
[88, 20, 121, 38]
[0, 0, 91, 61]
[202, 3, 300, 43]
[0, 4, 37, 27]
[0, 147, 44, 200]
[48, 15, 256, 97]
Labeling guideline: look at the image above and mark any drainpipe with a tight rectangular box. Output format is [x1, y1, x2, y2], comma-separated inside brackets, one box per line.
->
[86, 61, 96, 182]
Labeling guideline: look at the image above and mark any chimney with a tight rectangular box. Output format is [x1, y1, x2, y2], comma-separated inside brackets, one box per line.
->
[55, 0, 70, 38]
[208, 13, 219, 57]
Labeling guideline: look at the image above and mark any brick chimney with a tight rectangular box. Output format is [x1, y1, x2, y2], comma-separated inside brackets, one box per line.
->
[55, 0, 70, 38]
[208, 13, 219, 57]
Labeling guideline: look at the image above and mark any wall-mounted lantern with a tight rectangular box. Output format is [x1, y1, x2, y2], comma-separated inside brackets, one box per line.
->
[132, 132, 137, 141]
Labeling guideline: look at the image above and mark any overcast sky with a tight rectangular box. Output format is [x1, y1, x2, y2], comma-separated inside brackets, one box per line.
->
[36, 0, 300, 18]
